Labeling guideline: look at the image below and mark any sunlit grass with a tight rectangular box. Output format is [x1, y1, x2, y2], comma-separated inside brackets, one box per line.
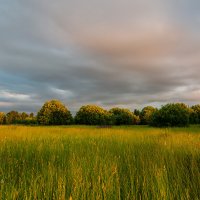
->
[0, 125, 200, 199]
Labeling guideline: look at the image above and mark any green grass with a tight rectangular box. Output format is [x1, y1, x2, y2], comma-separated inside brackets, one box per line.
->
[0, 125, 200, 199]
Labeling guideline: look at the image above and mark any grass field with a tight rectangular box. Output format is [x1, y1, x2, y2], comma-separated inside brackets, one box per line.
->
[0, 125, 200, 200]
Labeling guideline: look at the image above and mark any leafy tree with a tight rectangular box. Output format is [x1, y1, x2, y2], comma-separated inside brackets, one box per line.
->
[190, 105, 200, 124]
[16, 112, 37, 125]
[20, 112, 29, 120]
[21, 117, 37, 125]
[37, 100, 73, 125]
[133, 114, 141, 125]
[30, 113, 34, 118]
[150, 103, 190, 127]
[134, 109, 140, 116]
[6, 111, 21, 124]
[75, 105, 112, 125]
[189, 108, 199, 124]
[109, 107, 137, 125]
[140, 106, 157, 125]
[0, 112, 6, 125]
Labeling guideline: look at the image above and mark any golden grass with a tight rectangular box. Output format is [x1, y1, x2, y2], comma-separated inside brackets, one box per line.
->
[0, 125, 199, 199]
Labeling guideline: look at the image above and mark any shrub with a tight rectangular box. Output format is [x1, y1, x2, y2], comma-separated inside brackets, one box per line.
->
[150, 103, 190, 127]
[0, 112, 6, 125]
[75, 105, 112, 125]
[109, 107, 137, 125]
[37, 100, 73, 125]
[140, 106, 157, 125]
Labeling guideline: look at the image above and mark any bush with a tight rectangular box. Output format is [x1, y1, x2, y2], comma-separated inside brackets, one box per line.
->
[109, 107, 137, 125]
[140, 106, 157, 125]
[0, 112, 6, 125]
[150, 103, 190, 127]
[37, 100, 73, 125]
[75, 105, 112, 125]
[16, 118, 38, 125]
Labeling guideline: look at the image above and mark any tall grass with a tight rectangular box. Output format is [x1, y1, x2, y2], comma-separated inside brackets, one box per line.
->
[0, 125, 199, 199]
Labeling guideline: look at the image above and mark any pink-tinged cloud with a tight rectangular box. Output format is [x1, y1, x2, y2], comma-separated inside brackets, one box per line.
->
[0, 0, 200, 112]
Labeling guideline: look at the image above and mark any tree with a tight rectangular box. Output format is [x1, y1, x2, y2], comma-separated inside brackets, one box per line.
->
[109, 107, 137, 125]
[16, 112, 37, 125]
[133, 114, 141, 125]
[75, 105, 112, 125]
[20, 112, 29, 120]
[0, 112, 6, 125]
[150, 103, 190, 127]
[190, 105, 200, 124]
[37, 100, 73, 125]
[30, 113, 34, 118]
[6, 111, 21, 124]
[189, 108, 199, 124]
[140, 106, 157, 125]
[134, 109, 140, 116]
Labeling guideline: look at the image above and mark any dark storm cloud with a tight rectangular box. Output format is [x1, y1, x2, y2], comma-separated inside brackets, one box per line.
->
[0, 0, 200, 113]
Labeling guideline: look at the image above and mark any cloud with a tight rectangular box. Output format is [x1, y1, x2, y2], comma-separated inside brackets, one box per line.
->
[0, 0, 200, 113]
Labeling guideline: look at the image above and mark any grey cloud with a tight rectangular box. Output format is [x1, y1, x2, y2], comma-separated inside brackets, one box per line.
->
[0, 0, 200, 113]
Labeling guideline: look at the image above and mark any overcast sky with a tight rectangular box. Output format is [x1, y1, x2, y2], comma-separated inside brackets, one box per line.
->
[1, 0, 200, 113]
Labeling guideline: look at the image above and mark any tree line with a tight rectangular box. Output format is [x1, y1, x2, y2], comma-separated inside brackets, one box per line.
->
[0, 99, 200, 127]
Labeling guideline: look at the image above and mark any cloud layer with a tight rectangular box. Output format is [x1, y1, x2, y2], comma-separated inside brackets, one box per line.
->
[1, 0, 200, 113]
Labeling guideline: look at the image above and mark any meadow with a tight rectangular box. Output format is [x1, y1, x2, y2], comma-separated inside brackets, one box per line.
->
[0, 125, 199, 200]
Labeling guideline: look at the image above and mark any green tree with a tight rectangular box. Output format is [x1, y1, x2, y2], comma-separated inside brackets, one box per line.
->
[75, 105, 112, 125]
[0, 112, 6, 125]
[37, 100, 73, 125]
[20, 112, 29, 120]
[29, 113, 34, 118]
[133, 109, 140, 116]
[189, 108, 198, 124]
[6, 111, 21, 124]
[150, 103, 190, 127]
[109, 107, 137, 125]
[133, 114, 141, 125]
[190, 105, 200, 124]
[140, 106, 157, 125]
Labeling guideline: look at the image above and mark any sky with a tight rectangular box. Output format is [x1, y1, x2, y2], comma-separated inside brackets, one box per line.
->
[0, 0, 200, 113]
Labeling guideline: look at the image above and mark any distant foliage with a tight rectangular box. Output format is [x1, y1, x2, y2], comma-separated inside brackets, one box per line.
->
[5, 111, 37, 125]
[189, 108, 199, 124]
[150, 103, 190, 127]
[132, 114, 141, 125]
[37, 100, 73, 125]
[6, 111, 21, 124]
[190, 105, 200, 124]
[2, 100, 200, 126]
[140, 106, 157, 125]
[21, 112, 29, 120]
[133, 109, 140, 116]
[109, 107, 138, 125]
[16, 112, 37, 125]
[0, 112, 6, 125]
[75, 105, 112, 125]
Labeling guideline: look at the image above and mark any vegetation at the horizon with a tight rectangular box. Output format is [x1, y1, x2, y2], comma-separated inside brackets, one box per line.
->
[37, 100, 73, 125]
[74, 105, 113, 125]
[0, 99, 200, 127]
[150, 103, 190, 127]
[0, 125, 199, 199]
